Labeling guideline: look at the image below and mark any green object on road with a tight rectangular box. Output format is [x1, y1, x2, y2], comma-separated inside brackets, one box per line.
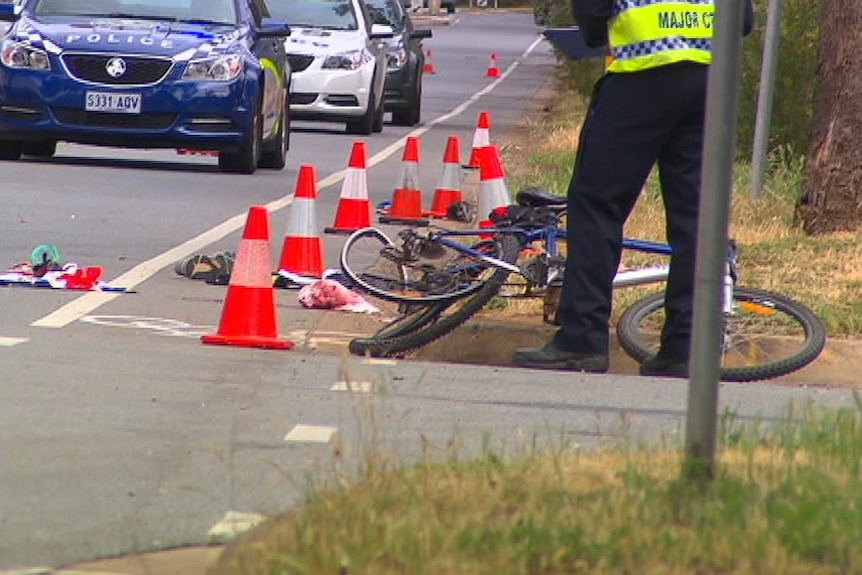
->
[30, 244, 62, 267]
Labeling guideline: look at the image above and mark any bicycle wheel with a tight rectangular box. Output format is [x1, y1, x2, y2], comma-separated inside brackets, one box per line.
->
[348, 234, 522, 357]
[348, 301, 448, 356]
[616, 286, 827, 382]
[340, 227, 503, 305]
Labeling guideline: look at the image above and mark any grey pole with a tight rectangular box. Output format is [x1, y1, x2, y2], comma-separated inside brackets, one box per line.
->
[751, 0, 784, 198]
[684, 0, 747, 483]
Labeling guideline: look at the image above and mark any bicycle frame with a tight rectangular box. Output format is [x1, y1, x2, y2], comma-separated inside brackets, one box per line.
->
[420, 223, 676, 291]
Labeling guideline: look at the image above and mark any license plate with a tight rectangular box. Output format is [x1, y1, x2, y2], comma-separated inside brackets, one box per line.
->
[85, 91, 141, 114]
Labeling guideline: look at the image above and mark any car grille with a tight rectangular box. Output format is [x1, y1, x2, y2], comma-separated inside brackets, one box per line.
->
[287, 54, 315, 73]
[291, 93, 318, 105]
[52, 108, 176, 130]
[325, 95, 359, 107]
[61, 54, 173, 86]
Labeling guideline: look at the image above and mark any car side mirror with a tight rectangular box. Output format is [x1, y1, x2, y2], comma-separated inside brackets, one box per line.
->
[412, 28, 432, 39]
[370, 23, 395, 39]
[258, 18, 291, 38]
[0, 2, 21, 22]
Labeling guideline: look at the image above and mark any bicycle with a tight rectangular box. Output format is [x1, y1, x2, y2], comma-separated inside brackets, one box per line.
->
[339, 187, 827, 382]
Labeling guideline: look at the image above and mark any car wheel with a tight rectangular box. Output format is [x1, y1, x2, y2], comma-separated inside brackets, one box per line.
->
[0, 141, 23, 161]
[219, 97, 262, 174]
[346, 93, 376, 135]
[22, 140, 57, 158]
[392, 78, 421, 127]
[259, 103, 289, 170]
[372, 96, 385, 133]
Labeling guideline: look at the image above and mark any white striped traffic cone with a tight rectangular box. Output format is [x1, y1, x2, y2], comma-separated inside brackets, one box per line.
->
[278, 165, 325, 278]
[325, 142, 373, 234]
[468, 111, 491, 168]
[201, 206, 293, 350]
[477, 145, 511, 222]
[428, 135, 463, 218]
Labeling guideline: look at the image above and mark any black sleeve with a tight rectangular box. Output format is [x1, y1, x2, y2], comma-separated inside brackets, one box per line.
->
[570, 0, 613, 48]
[743, 0, 755, 37]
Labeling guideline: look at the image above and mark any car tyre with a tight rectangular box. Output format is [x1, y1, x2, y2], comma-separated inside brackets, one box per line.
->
[22, 140, 57, 158]
[0, 141, 23, 161]
[346, 93, 377, 135]
[219, 98, 262, 174]
[259, 104, 289, 170]
[392, 79, 421, 127]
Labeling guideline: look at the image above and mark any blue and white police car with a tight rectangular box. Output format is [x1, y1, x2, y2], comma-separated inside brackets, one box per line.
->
[0, 0, 292, 174]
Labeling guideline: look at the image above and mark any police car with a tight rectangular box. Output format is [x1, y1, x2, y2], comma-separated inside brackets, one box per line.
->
[0, 0, 292, 174]
[267, 0, 391, 135]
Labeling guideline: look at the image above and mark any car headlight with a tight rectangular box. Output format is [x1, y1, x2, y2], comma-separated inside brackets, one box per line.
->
[386, 46, 407, 70]
[322, 49, 366, 71]
[0, 39, 50, 71]
[182, 54, 242, 81]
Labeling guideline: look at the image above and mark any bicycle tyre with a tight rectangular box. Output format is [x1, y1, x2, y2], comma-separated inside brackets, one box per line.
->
[616, 286, 827, 382]
[349, 302, 447, 356]
[340, 227, 492, 306]
[348, 234, 522, 357]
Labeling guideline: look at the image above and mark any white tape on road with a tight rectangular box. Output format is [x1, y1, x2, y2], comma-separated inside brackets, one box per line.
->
[31, 36, 547, 329]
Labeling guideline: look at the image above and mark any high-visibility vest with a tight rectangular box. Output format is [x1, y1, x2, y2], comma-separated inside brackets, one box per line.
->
[607, 0, 715, 73]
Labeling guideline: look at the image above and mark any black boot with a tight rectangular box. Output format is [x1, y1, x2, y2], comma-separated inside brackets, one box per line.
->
[513, 341, 609, 373]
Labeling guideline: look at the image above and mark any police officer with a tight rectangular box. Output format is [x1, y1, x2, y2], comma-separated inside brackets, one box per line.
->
[514, 0, 754, 376]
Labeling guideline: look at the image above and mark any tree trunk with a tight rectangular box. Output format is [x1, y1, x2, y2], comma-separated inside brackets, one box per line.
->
[795, 0, 862, 234]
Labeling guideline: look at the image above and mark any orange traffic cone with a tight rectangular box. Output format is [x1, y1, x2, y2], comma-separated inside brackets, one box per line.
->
[428, 135, 463, 218]
[380, 136, 428, 225]
[485, 53, 500, 78]
[423, 49, 437, 74]
[202, 206, 293, 350]
[468, 111, 491, 168]
[278, 165, 325, 278]
[477, 145, 512, 222]
[325, 142, 373, 234]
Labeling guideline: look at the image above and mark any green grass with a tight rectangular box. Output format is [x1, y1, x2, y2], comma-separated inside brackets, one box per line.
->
[213, 399, 862, 574]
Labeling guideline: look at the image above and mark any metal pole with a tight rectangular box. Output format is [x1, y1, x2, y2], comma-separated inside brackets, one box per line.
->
[684, 0, 746, 483]
[751, 0, 784, 198]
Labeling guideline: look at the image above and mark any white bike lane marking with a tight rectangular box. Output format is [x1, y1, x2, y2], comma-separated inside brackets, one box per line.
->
[0, 337, 28, 347]
[31, 36, 546, 330]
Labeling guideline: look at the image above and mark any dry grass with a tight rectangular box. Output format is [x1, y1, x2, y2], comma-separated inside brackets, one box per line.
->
[494, 78, 862, 337]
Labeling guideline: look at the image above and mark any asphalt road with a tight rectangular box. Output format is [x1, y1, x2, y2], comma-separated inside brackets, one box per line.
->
[0, 11, 855, 570]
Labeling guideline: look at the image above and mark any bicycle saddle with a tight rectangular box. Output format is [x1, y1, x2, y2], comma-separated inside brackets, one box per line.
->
[515, 186, 567, 208]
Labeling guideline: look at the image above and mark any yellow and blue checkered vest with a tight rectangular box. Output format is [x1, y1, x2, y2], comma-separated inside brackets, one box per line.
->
[607, 0, 715, 73]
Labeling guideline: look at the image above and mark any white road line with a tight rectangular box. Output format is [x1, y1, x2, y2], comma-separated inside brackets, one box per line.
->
[207, 510, 268, 542]
[31, 37, 546, 330]
[0, 337, 28, 347]
[284, 424, 340, 443]
[330, 381, 377, 393]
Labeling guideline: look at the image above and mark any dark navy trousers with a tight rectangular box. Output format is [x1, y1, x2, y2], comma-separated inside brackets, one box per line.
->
[552, 62, 708, 359]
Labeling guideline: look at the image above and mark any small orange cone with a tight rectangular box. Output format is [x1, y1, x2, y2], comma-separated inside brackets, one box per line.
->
[278, 165, 325, 278]
[423, 49, 437, 74]
[468, 111, 491, 168]
[485, 53, 500, 78]
[202, 206, 293, 350]
[325, 142, 373, 234]
[380, 136, 428, 225]
[428, 136, 463, 218]
[477, 145, 512, 222]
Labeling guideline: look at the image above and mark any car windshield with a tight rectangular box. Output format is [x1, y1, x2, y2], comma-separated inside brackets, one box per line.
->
[267, 0, 358, 31]
[32, 0, 238, 25]
[363, 0, 402, 30]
